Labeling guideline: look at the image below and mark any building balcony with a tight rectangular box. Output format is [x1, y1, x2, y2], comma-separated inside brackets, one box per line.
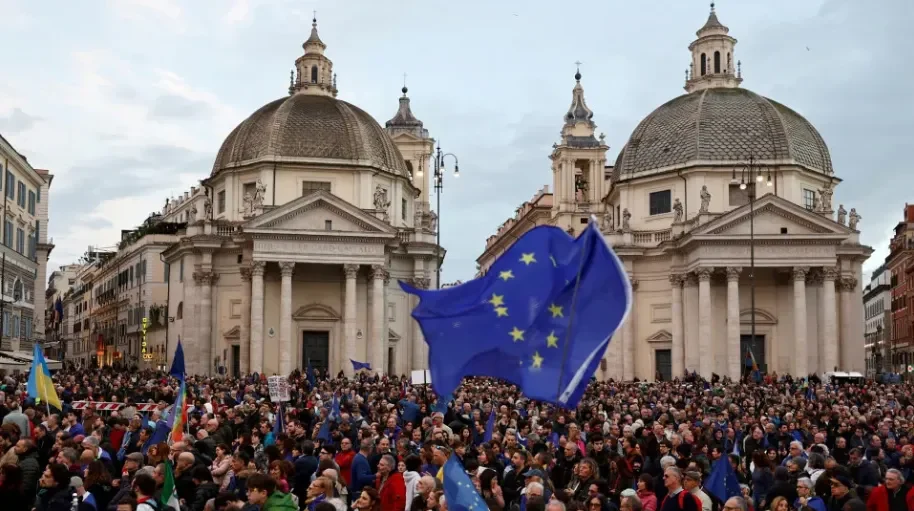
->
[605, 228, 673, 247]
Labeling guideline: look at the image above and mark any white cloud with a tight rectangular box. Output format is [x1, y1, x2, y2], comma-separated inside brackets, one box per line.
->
[225, 0, 250, 24]
[113, 0, 183, 20]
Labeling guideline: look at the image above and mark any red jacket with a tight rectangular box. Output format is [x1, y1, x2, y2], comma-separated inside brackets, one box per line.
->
[376, 472, 406, 511]
[335, 450, 356, 487]
[865, 484, 914, 511]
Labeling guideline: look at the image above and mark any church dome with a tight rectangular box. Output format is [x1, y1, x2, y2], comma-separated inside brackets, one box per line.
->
[613, 87, 833, 181]
[211, 93, 408, 177]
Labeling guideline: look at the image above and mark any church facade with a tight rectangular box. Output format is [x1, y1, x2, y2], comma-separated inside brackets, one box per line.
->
[477, 6, 871, 381]
[160, 20, 440, 377]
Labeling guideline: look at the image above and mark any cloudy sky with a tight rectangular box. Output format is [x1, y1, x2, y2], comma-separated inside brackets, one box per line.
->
[0, 0, 910, 283]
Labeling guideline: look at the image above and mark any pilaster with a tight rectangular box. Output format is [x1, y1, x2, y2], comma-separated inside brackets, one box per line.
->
[792, 266, 809, 378]
[821, 267, 839, 374]
[669, 274, 685, 379]
[696, 267, 713, 379]
[725, 267, 742, 380]
[239, 267, 252, 375]
[343, 264, 359, 377]
[193, 270, 219, 376]
[278, 262, 295, 376]
[370, 264, 388, 374]
[249, 261, 266, 374]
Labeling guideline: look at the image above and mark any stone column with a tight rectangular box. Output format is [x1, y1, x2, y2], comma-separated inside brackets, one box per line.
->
[669, 274, 685, 379]
[792, 266, 810, 378]
[683, 273, 699, 372]
[696, 267, 713, 379]
[343, 264, 359, 377]
[193, 270, 219, 376]
[278, 262, 295, 376]
[819, 267, 838, 373]
[370, 265, 387, 374]
[726, 267, 742, 380]
[409, 276, 431, 371]
[249, 261, 266, 374]
[838, 275, 858, 371]
[239, 267, 253, 376]
[622, 277, 638, 380]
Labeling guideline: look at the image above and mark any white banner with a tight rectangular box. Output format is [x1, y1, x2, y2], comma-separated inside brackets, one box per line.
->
[267, 376, 291, 402]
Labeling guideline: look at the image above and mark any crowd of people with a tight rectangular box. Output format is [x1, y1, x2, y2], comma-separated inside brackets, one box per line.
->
[0, 367, 913, 511]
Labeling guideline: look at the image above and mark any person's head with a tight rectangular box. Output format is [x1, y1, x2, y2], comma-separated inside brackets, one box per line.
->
[246, 473, 277, 505]
[769, 496, 788, 511]
[13, 439, 33, 455]
[621, 496, 642, 511]
[723, 497, 748, 511]
[177, 452, 195, 470]
[585, 494, 605, 511]
[830, 473, 852, 497]
[546, 501, 566, 511]
[378, 454, 396, 476]
[526, 482, 544, 499]
[682, 471, 701, 491]
[578, 458, 598, 480]
[637, 473, 654, 492]
[360, 438, 375, 455]
[132, 473, 157, 498]
[796, 477, 813, 497]
[884, 469, 904, 491]
[355, 487, 380, 511]
[40, 463, 70, 489]
[663, 467, 682, 491]
[308, 476, 334, 499]
[417, 475, 436, 496]
[116, 497, 137, 511]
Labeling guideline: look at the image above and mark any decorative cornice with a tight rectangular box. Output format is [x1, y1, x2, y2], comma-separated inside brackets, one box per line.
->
[725, 266, 742, 281]
[700, 200, 842, 236]
[246, 232, 395, 244]
[343, 264, 359, 279]
[292, 303, 341, 321]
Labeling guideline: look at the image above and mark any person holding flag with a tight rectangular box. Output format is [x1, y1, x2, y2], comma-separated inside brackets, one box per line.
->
[27, 343, 62, 413]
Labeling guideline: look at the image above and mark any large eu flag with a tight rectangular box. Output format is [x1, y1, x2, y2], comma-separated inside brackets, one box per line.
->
[400, 221, 630, 408]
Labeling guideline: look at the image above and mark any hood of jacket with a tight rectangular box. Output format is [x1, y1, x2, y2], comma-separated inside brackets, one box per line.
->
[403, 471, 420, 485]
[266, 491, 299, 511]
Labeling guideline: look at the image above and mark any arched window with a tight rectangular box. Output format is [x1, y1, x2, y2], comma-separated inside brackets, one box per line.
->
[311, 66, 318, 83]
[176, 301, 184, 320]
[700, 53, 707, 76]
[714, 51, 721, 73]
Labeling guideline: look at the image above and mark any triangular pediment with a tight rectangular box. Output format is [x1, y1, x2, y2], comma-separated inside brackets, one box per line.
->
[388, 329, 401, 342]
[692, 193, 853, 237]
[223, 325, 240, 339]
[244, 190, 396, 234]
[292, 303, 341, 321]
[646, 330, 673, 343]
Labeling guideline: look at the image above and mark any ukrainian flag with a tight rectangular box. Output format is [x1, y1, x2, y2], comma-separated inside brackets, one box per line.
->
[27, 344, 62, 410]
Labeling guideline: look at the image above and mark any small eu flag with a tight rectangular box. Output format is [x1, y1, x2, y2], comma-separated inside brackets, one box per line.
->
[350, 359, 372, 372]
[704, 458, 742, 503]
[442, 454, 487, 511]
[401, 221, 630, 408]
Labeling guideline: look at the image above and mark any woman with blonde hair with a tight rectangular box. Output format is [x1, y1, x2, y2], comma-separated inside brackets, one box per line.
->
[306, 476, 345, 511]
[768, 496, 788, 511]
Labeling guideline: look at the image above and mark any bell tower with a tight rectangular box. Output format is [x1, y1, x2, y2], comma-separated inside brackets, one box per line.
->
[684, 3, 742, 93]
[290, 17, 338, 97]
[386, 82, 434, 205]
[549, 67, 609, 231]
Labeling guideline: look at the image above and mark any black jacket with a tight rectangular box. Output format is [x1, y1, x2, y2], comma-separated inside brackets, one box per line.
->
[191, 482, 220, 511]
[35, 484, 75, 511]
[18, 448, 42, 508]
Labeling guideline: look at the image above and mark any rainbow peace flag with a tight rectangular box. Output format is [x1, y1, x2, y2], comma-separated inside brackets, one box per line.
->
[168, 378, 187, 443]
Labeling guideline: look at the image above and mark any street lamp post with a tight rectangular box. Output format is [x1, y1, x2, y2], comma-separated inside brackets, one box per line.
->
[733, 155, 774, 374]
[430, 142, 459, 290]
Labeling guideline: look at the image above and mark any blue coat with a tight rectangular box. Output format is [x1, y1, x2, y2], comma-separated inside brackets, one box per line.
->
[350, 453, 376, 495]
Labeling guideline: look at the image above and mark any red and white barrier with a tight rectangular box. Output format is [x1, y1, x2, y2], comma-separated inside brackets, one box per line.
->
[71, 402, 161, 413]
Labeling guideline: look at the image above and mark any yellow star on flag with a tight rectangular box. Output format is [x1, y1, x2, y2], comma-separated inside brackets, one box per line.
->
[548, 303, 564, 318]
[509, 327, 525, 342]
[546, 331, 559, 348]
[495, 307, 509, 317]
[520, 253, 537, 265]
[499, 270, 514, 281]
[531, 351, 544, 369]
[489, 294, 505, 307]
[550, 255, 557, 267]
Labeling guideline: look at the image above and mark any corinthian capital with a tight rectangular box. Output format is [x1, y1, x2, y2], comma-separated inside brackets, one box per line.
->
[240, 267, 253, 282]
[251, 261, 266, 277]
[371, 264, 388, 281]
[279, 262, 296, 277]
[409, 277, 431, 289]
[193, 271, 219, 286]
[695, 267, 713, 282]
[343, 264, 359, 280]
[725, 267, 742, 282]
[669, 273, 684, 286]
[792, 266, 810, 281]
[822, 266, 839, 281]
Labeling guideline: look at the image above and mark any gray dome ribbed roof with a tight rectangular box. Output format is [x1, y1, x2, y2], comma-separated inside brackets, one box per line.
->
[212, 94, 407, 177]
[613, 87, 833, 181]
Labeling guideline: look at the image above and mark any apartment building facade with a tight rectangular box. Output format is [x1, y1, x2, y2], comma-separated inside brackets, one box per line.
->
[0, 134, 53, 354]
[863, 265, 892, 377]
[886, 204, 914, 378]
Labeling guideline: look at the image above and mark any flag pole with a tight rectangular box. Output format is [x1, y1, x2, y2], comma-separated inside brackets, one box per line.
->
[554, 217, 594, 402]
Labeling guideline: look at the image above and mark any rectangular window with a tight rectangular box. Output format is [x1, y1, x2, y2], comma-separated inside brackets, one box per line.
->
[27, 190, 35, 215]
[302, 181, 331, 195]
[179, 259, 184, 282]
[5, 172, 13, 199]
[217, 190, 226, 214]
[803, 188, 816, 210]
[401, 198, 407, 221]
[12, 315, 19, 338]
[1, 311, 8, 336]
[324, 220, 332, 230]
[2, 220, 10, 247]
[15, 228, 24, 254]
[648, 190, 672, 216]
[17, 182, 25, 208]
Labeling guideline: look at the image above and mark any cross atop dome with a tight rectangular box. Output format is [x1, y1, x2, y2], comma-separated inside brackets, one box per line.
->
[290, 15, 338, 97]
[684, 3, 742, 93]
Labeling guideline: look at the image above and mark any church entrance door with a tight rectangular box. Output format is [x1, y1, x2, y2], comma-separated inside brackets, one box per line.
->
[302, 331, 330, 374]
[740, 334, 767, 374]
